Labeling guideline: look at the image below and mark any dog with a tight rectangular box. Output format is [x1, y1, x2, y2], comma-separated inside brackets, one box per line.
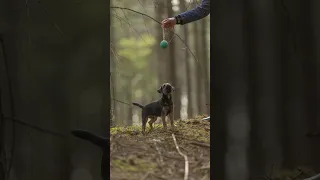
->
[71, 130, 109, 180]
[132, 83, 175, 134]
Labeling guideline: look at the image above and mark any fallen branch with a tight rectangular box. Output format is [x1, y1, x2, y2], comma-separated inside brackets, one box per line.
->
[172, 133, 189, 180]
[189, 141, 210, 148]
[303, 173, 320, 180]
[141, 171, 151, 180]
[153, 141, 164, 165]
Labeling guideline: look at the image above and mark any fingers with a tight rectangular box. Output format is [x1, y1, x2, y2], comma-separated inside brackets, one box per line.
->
[161, 18, 174, 30]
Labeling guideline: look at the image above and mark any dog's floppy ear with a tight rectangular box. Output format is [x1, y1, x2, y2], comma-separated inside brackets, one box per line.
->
[157, 85, 163, 93]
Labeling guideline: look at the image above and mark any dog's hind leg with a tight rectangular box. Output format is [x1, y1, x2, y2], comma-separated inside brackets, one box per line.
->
[148, 117, 157, 130]
[141, 113, 148, 135]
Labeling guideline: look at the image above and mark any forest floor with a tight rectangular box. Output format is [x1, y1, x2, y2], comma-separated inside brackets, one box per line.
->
[110, 116, 210, 180]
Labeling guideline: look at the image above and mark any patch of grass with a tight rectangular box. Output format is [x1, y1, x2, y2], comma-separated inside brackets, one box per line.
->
[175, 118, 210, 143]
[111, 116, 210, 143]
[112, 158, 157, 172]
[110, 125, 141, 136]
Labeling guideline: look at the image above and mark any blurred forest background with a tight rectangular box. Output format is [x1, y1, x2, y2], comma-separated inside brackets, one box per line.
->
[211, 0, 320, 180]
[1, 0, 109, 180]
[110, 0, 210, 126]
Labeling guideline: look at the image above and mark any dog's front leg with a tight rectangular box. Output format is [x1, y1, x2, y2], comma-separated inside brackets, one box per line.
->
[169, 107, 175, 130]
[161, 113, 167, 130]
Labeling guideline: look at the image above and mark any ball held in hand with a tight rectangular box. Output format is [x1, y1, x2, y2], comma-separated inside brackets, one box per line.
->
[160, 40, 168, 48]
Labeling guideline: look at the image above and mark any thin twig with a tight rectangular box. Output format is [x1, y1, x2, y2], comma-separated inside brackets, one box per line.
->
[4, 117, 65, 138]
[141, 171, 151, 180]
[189, 141, 210, 148]
[111, 13, 148, 44]
[303, 173, 320, 180]
[291, 169, 303, 180]
[110, 6, 200, 65]
[0, 37, 16, 180]
[38, 1, 64, 35]
[111, 98, 131, 106]
[136, 0, 153, 38]
[110, 44, 120, 65]
[172, 133, 189, 180]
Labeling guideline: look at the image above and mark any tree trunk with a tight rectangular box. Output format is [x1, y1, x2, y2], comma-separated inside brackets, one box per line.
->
[179, 0, 193, 118]
[193, 22, 201, 115]
[200, 18, 210, 115]
[156, 1, 166, 83]
[211, 1, 249, 180]
[246, 0, 282, 175]
[167, 0, 180, 120]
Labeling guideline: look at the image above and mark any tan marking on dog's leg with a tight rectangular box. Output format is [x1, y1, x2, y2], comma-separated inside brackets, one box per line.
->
[169, 107, 175, 130]
[148, 117, 157, 130]
[161, 113, 167, 130]
[142, 117, 148, 135]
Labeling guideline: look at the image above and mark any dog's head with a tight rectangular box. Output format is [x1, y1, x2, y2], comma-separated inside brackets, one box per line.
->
[157, 83, 175, 95]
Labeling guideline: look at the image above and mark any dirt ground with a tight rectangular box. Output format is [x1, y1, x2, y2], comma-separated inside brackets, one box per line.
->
[110, 117, 210, 180]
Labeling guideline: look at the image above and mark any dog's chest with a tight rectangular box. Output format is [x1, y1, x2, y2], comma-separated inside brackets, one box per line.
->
[163, 106, 170, 112]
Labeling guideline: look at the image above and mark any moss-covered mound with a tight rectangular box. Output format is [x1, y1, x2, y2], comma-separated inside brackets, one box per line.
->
[110, 117, 210, 180]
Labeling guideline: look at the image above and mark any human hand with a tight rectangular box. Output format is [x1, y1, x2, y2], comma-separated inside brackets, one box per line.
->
[161, 17, 176, 30]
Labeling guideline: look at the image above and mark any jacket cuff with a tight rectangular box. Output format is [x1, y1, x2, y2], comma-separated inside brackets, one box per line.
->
[174, 15, 183, 25]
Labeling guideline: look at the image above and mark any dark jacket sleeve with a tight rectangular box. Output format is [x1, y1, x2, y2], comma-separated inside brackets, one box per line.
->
[177, 0, 210, 25]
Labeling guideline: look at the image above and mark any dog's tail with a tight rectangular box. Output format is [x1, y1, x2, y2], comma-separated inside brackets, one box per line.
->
[132, 102, 144, 109]
[71, 129, 109, 148]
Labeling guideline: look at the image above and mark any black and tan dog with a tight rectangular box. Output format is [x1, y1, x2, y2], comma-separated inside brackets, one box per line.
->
[132, 83, 175, 134]
[71, 130, 109, 180]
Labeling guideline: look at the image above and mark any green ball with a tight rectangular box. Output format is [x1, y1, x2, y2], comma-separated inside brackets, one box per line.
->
[160, 40, 168, 48]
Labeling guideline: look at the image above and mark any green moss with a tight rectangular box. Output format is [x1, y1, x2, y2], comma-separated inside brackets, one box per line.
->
[112, 158, 157, 172]
[111, 117, 210, 143]
[110, 125, 141, 136]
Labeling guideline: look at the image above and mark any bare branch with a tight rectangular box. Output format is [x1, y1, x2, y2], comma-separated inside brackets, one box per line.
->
[110, 6, 200, 66]
[111, 13, 148, 44]
[38, 1, 64, 35]
[111, 98, 131, 106]
[4, 117, 65, 138]
[189, 141, 210, 148]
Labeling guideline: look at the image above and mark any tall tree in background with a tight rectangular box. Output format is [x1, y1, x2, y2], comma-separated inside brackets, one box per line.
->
[179, 0, 193, 118]
[246, 0, 282, 175]
[211, 0, 250, 180]
[201, 18, 210, 114]
[156, 1, 166, 83]
[166, 0, 181, 120]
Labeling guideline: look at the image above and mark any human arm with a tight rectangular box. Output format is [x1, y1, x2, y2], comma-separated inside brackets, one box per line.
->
[161, 0, 210, 29]
[176, 0, 210, 25]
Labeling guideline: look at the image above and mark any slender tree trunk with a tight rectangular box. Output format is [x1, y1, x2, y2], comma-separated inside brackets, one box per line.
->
[280, 0, 314, 168]
[126, 78, 133, 125]
[179, 0, 193, 118]
[311, 0, 320, 169]
[167, 0, 180, 120]
[156, 1, 166, 83]
[246, 0, 282, 175]
[200, 19, 210, 115]
[211, 1, 249, 180]
[193, 22, 201, 115]
[110, 11, 118, 125]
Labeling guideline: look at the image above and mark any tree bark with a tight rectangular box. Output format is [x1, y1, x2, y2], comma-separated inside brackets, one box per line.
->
[167, 0, 180, 120]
